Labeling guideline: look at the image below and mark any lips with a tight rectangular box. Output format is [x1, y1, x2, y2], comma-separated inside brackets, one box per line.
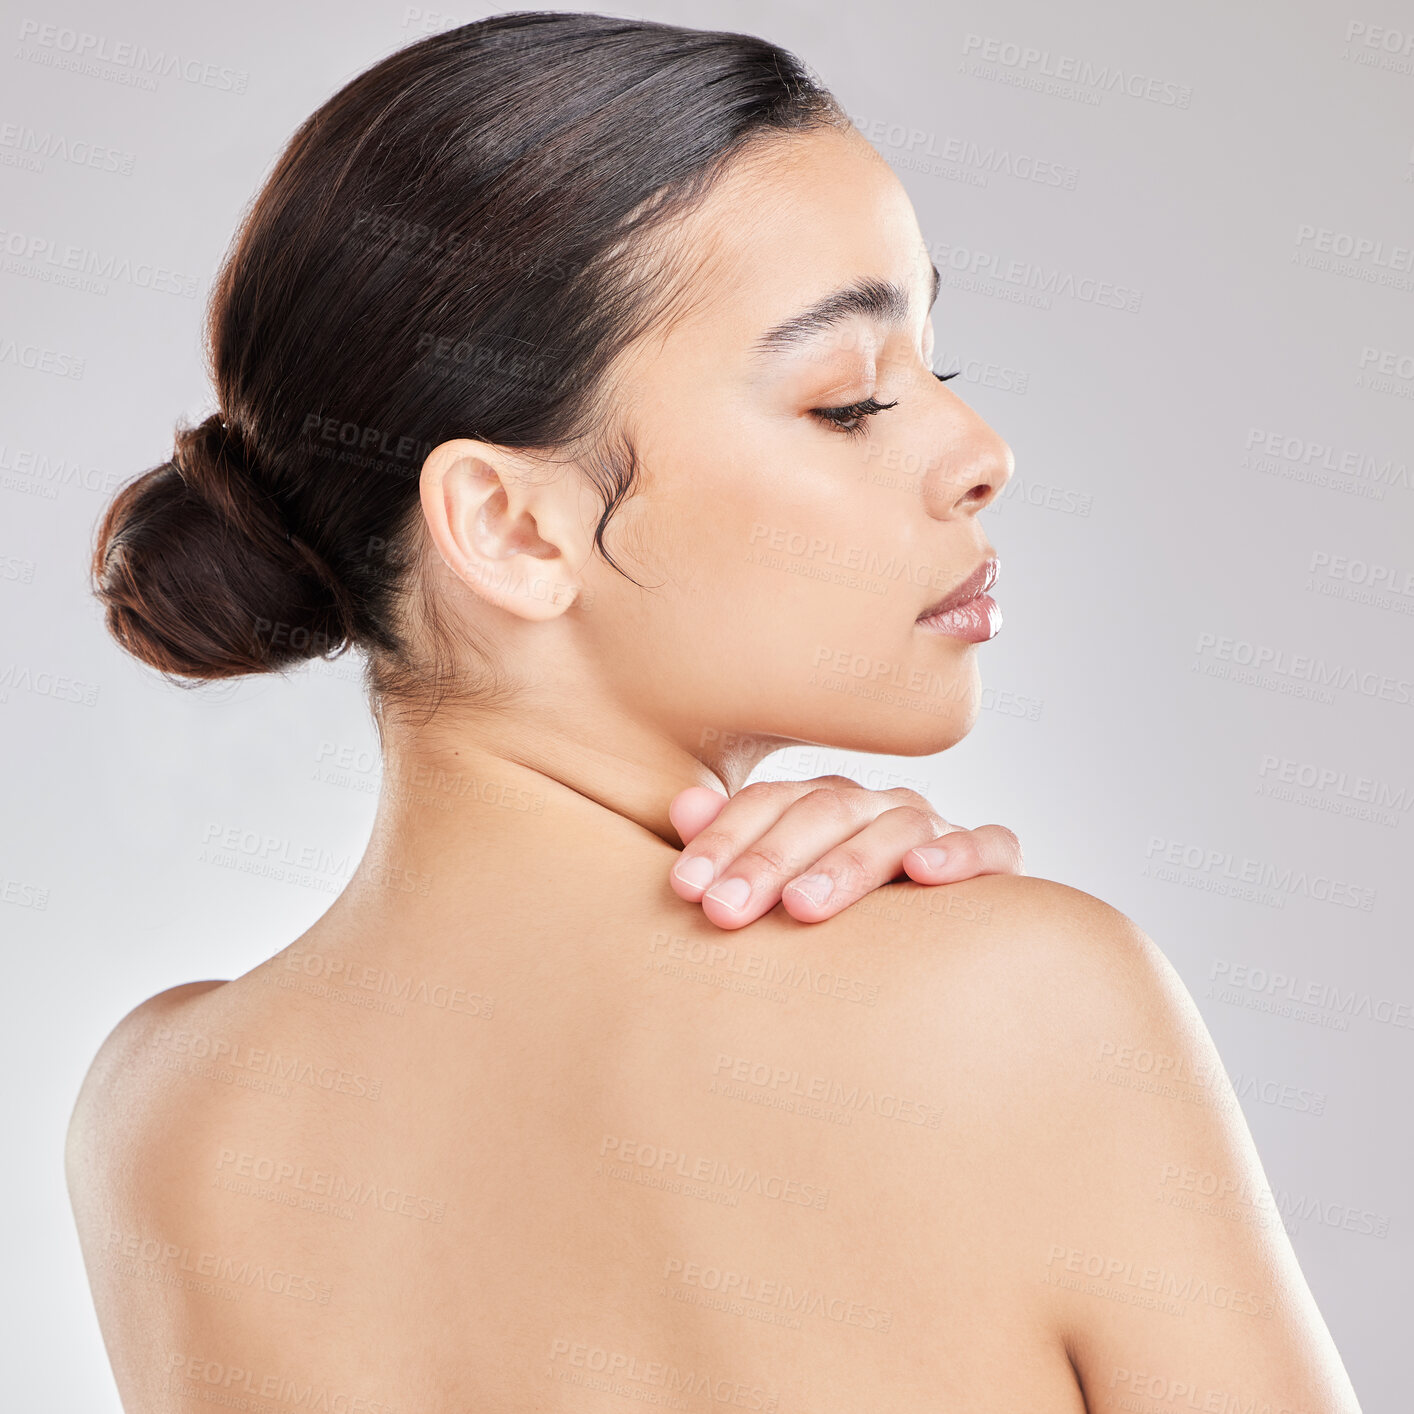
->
[916, 555, 1000, 621]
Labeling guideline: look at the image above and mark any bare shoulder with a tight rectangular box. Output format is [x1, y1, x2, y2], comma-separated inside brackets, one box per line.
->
[63, 969, 398, 1407]
[65, 979, 229, 1192]
[64, 980, 242, 1406]
[742, 870, 1208, 1187]
[821, 872, 1359, 1410]
[823, 869, 1237, 1173]
[842, 867, 1213, 1112]
[819, 870, 1189, 1043]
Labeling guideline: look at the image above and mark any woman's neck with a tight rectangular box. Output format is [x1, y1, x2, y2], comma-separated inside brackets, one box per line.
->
[341, 708, 793, 901]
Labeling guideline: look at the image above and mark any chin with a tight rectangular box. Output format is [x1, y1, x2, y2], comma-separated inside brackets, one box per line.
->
[870, 705, 980, 758]
[749, 648, 983, 758]
[786, 693, 982, 760]
[857, 653, 984, 757]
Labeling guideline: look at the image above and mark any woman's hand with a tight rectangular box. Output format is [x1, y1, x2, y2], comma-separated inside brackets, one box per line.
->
[668, 777, 1023, 929]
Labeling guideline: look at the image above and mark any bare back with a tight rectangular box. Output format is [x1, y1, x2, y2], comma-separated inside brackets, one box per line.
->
[70, 834, 1092, 1413]
[69, 821, 1352, 1413]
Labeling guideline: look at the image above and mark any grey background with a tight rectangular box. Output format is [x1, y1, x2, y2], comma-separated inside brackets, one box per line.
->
[2, 0, 1410, 1405]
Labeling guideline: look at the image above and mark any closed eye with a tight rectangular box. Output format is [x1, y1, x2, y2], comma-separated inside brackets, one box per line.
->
[810, 369, 961, 437]
[809, 395, 899, 438]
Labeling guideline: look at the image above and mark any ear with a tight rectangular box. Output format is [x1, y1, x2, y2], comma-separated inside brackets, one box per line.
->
[418, 438, 587, 622]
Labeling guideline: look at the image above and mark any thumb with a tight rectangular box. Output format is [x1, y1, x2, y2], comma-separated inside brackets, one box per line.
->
[667, 785, 729, 846]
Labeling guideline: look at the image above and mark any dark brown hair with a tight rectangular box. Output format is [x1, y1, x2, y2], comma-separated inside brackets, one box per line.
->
[92, 9, 844, 711]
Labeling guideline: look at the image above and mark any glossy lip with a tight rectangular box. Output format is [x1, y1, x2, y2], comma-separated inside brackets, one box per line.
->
[916, 554, 1000, 621]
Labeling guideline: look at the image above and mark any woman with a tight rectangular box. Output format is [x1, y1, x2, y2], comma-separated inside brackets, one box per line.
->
[67, 11, 1361, 1412]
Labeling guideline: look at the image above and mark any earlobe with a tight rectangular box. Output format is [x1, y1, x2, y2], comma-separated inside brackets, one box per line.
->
[418, 438, 585, 622]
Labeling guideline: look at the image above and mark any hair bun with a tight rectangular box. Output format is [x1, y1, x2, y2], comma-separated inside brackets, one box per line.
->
[93, 413, 357, 679]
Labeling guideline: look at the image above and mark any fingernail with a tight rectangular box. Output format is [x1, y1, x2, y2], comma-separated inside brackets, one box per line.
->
[909, 847, 948, 871]
[786, 873, 834, 906]
[674, 856, 716, 889]
[704, 876, 751, 912]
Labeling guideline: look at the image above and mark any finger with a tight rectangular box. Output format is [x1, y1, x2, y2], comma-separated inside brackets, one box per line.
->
[703, 797, 946, 929]
[900, 823, 1024, 884]
[667, 785, 730, 848]
[771, 805, 977, 923]
[669, 779, 864, 902]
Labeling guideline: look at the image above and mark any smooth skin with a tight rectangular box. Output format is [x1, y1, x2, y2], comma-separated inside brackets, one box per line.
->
[67, 123, 1360, 1412]
[668, 779, 1023, 929]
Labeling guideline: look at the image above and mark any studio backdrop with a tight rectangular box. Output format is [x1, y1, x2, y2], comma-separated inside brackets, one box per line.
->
[1, 0, 1409, 1407]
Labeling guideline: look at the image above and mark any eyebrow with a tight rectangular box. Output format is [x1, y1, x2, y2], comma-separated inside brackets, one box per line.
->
[748, 260, 941, 362]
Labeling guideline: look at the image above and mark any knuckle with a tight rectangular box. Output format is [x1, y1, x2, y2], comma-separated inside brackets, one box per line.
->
[884, 786, 931, 810]
[828, 843, 876, 889]
[799, 787, 854, 822]
[993, 825, 1025, 868]
[881, 804, 937, 833]
[689, 827, 738, 859]
[729, 780, 781, 804]
[983, 823, 1022, 852]
[736, 842, 794, 877]
[943, 832, 978, 865]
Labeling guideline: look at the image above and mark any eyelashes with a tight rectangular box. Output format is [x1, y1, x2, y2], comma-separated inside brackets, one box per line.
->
[810, 395, 898, 437]
[810, 368, 961, 438]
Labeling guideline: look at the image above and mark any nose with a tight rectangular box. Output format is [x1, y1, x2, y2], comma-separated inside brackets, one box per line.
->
[921, 401, 1014, 519]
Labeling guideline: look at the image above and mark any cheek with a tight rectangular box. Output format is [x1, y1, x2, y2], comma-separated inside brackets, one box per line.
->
[580, 413, 936, 711]
[737, 447, 934, 672]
